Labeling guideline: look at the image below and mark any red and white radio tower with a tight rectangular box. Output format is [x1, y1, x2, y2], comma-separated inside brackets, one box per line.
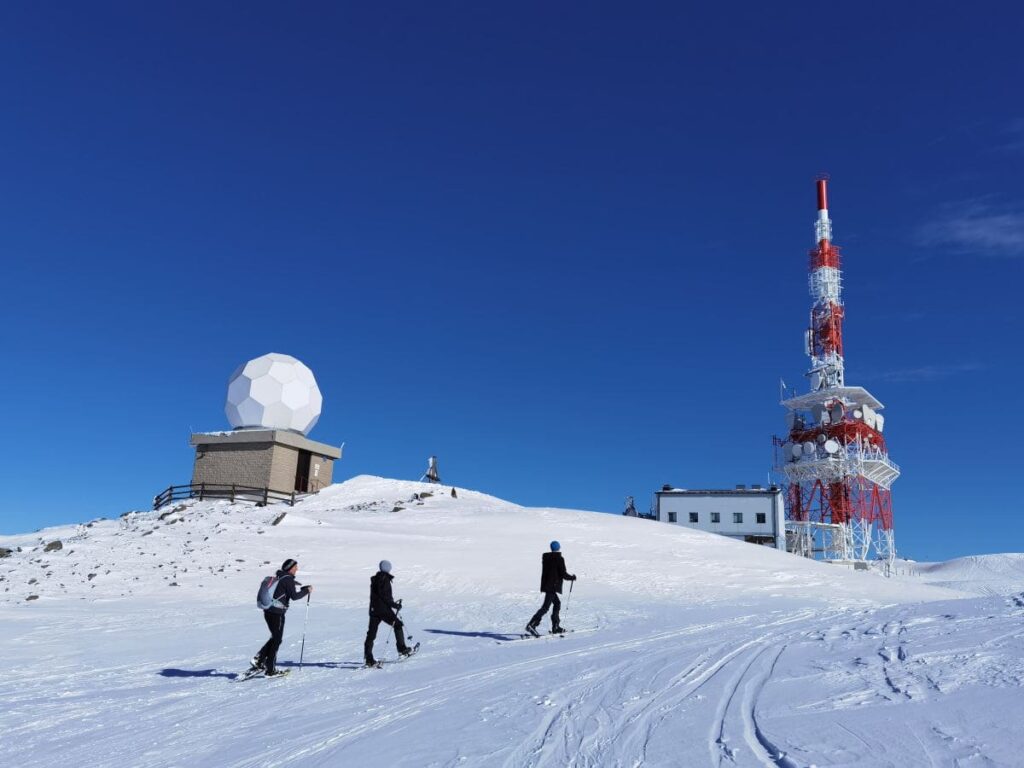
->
[775, 179, 899, 564]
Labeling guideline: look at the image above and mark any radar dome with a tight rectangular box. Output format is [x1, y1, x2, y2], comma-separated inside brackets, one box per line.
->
[225, 353, 323, 435]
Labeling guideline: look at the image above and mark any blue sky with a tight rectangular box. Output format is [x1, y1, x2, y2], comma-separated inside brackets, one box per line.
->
[1, 3, 1021, 560]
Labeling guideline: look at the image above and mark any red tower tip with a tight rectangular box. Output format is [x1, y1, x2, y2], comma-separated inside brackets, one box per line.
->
[816, 178, 828, 211]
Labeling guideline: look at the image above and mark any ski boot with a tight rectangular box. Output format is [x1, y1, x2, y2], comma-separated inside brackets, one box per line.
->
[239, 657, 264, 680]
[550, 625, 566, 635]
[399, 643, 420, 658]
[525, 622, 541, 638]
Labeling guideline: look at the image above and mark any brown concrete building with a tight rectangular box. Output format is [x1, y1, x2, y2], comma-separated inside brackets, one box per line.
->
[190, 429, 343, 494]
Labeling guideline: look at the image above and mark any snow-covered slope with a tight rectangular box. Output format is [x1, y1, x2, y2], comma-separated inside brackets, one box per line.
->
[911, 553, 1024, 596]
[0, 475, 956, 608]
[1, 476, 1021, 767]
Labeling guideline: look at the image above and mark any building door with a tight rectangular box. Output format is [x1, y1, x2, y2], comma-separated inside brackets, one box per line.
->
[295, 450, 312, 492]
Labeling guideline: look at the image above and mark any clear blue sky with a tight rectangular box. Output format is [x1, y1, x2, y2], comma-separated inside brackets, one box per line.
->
[1, 3, 1021, 561]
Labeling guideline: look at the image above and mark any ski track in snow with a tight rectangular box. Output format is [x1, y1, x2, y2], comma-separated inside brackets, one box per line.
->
[3, 476, 1024, 767]
[271, 616, 811, 768]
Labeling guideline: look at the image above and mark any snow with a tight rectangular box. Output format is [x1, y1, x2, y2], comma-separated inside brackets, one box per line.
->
[907, 553, 1024, 596]
[1, 475, 1022, 767]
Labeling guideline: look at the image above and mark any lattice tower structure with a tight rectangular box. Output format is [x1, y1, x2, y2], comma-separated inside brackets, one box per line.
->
[774, 179, 899, 564]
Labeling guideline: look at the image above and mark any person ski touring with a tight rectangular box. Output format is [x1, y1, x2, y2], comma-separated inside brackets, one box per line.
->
[526, 541, 576, 637]
[364, 560, 415, 667]
[247, 558, 312, 678]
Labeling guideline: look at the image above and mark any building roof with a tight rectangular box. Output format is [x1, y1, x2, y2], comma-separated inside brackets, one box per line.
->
[656, 487, 781, 496]
[191, 429, 342, 459]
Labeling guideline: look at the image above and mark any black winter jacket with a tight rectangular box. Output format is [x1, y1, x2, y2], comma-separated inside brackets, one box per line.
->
[369, 571, 401, 620]
[539, 552, 575, 594]
[267, 572, 310, 615]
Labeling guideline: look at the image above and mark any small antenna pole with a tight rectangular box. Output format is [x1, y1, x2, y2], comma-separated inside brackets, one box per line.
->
[419, 455, 441, 484]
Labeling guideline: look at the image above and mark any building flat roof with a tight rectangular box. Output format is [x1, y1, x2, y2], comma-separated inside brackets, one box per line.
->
[191, 429, 342, 459]
[657, 488, 781, 496]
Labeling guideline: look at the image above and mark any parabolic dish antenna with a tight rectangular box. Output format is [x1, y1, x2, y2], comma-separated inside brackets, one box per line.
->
[802, 441, 815, 456]
[791, 444, 803, 459]
[824, 439, 840, 454]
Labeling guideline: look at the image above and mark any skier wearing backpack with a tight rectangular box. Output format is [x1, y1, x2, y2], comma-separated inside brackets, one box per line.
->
[525, 541, 576, 637]
[248, 558, 312, 678]
[364, 560, 414, 667]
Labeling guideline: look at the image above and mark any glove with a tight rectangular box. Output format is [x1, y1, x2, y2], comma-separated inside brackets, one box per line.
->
[570, 575, 577, 581]
[396, 599, 403, 610]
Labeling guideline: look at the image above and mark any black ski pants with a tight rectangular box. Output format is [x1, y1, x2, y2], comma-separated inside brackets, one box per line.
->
[530, 591, 561, 629]
[364, 614, 409, 663]
[257, 611, 285, 673]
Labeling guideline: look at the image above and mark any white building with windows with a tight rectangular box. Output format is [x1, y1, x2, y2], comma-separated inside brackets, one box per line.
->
[654, 485, 785, 549]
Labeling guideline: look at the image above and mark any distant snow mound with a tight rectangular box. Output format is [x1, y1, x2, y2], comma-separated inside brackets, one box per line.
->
[914, 554, 1024, 596]
[1, 474, 965, 609]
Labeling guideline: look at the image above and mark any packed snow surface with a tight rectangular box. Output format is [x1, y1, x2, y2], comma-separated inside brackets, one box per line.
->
[2, 476, 1022, 767]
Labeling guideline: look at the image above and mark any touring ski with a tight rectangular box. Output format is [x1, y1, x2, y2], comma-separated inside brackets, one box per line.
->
[369, 642, 421, 668]
[234, 668, 291, 681]
[499, 627, 596, 644]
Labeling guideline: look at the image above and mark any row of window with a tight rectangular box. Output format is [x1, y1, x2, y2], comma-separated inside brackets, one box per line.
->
[666, 511, 767, 525]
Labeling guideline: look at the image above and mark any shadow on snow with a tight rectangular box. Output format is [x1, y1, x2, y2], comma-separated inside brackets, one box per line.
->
[424, 628, 520, 642]
[278, 660, 365, 670]
[159, 668, 238, 679]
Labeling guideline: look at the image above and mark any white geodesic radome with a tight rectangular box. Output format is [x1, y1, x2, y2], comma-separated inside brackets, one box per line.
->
[225, 353, 323, 435]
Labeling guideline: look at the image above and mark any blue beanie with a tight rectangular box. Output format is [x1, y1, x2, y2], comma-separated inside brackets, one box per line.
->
[550, 541, 560, 551]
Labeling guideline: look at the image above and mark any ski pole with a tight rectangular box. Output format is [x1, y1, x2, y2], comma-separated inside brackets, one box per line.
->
[564, 579, 573, 618]
[383, 608, 407, 660]
[298, 593, 311, 668]
[397, 608, 413, 640]
[384, 612, 394, 654]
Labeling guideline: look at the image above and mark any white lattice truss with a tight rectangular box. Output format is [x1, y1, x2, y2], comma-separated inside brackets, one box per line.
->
[786, 519, 896, 566]
[781, 442, 900, 491]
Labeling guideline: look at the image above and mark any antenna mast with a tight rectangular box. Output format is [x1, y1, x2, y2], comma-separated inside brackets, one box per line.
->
[775, 179, 899, 566]
[420, 455, 441, 484]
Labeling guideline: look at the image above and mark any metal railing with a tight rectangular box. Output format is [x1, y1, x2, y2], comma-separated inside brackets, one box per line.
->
[294, 477, 323, 494]
[153, 483, 298, 510]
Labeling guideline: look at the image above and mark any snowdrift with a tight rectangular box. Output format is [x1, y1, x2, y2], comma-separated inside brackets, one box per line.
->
[912, 553, 1024, 596]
